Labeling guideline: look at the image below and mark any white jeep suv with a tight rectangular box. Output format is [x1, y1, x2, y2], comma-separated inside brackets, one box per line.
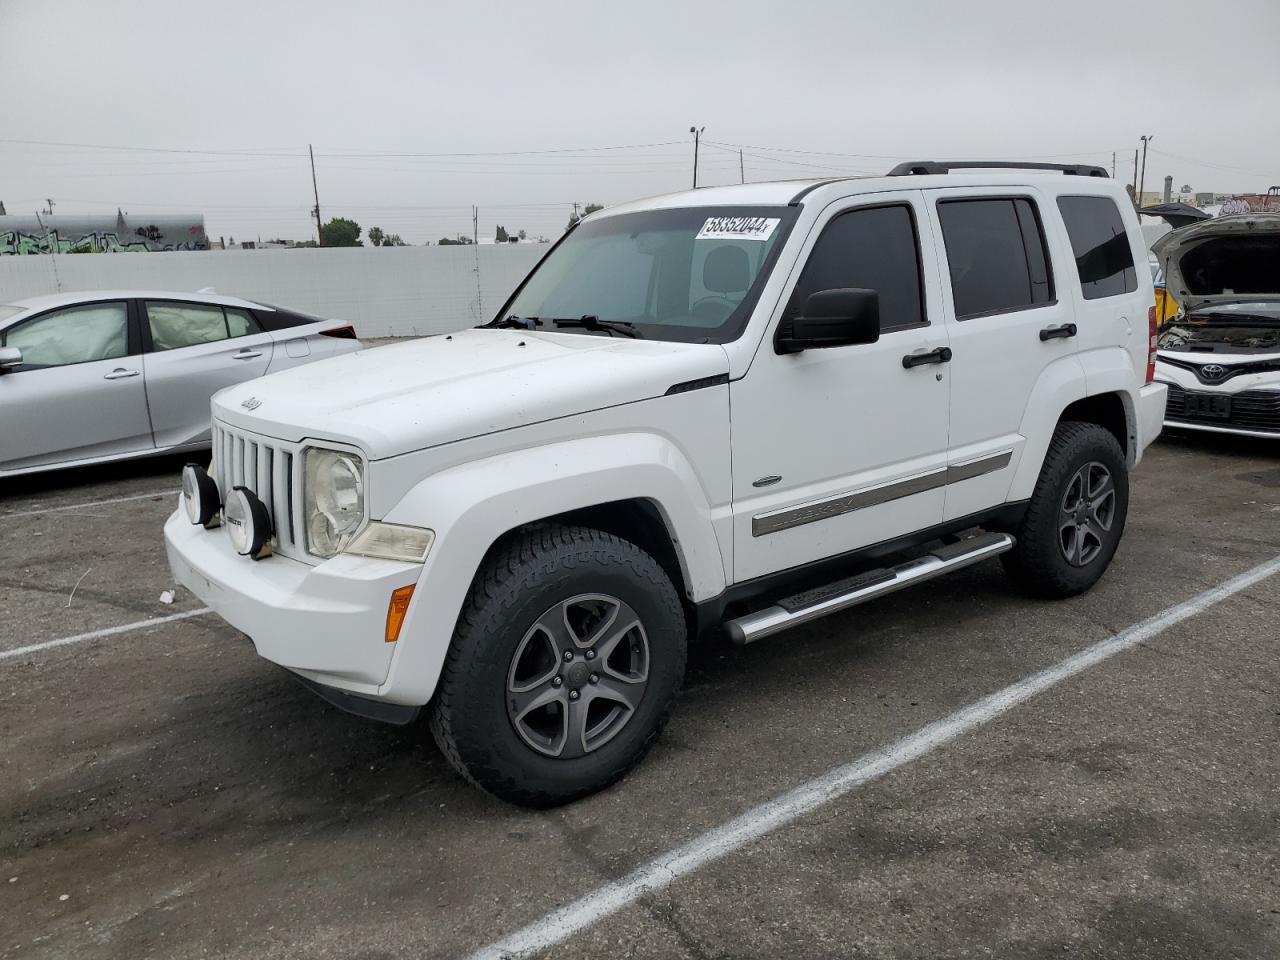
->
[166, 161, 1167, 806]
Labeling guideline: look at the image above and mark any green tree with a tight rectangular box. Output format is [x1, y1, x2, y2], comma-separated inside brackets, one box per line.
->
[495, 225, 509, 243]
[384, 233, 405, 246]
[367, 226, 386, 247]
[320, 217, 362, 247]
[566, 203, 605, 229]
[438, 235, 474, 246]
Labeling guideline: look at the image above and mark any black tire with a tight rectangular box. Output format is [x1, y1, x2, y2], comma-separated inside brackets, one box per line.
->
[1001, 421, 1129, 599]
[429, 524, 687, 807]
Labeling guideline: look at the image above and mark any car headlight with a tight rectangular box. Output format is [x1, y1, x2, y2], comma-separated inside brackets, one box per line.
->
[345, 522, 435, 563]
[304, 447, 366, 558]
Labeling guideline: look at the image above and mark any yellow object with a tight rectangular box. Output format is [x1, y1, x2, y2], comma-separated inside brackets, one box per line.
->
[385, 585, 416, 643]
[1154, 287, 1179, 326]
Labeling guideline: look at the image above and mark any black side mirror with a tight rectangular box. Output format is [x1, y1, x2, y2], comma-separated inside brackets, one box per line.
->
[776, 288, 880, 354]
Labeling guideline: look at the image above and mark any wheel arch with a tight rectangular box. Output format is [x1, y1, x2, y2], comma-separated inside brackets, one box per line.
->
[1059, 391, 1133, 461]
[479, 497, 695, 622]
[376, 433, 728, 706]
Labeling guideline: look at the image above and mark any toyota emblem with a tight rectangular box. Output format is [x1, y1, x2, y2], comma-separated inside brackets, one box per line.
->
[1200, 364, 1227, 381]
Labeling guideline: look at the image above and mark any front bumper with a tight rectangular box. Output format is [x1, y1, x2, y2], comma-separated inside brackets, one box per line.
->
[164, 502, 421, 696]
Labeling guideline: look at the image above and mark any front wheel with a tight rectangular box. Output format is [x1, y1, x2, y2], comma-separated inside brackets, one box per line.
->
[1001, 421, 1129, 599]
[429, 525, 687, 807]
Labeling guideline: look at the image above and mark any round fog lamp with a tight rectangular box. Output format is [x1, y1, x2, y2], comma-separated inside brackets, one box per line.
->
[225, 487, 274, 559]
[182, 463, 221, 528]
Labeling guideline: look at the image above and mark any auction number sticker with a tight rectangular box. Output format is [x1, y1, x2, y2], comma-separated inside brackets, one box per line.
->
[695, 216, 780, 242]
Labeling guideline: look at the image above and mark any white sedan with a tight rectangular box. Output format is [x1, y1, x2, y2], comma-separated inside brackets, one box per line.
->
[0, 290, 362, 477]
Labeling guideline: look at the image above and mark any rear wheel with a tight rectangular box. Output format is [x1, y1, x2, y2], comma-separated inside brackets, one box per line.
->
[1002, 421, 1129, 599]
[429, 525, 686, 807]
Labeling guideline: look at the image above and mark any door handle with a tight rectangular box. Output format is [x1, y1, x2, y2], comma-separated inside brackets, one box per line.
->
[901, 347, 952, 369]
[1039, 323, 1077, 342]
[232, 349, 263, 360]
[104, 368, 140, 380]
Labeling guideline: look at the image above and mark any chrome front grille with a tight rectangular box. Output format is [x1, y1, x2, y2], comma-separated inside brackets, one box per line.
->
[212, 421, 303, 557]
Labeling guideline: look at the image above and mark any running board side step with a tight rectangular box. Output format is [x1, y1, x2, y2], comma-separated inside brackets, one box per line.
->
[724, 532, 1015, 645]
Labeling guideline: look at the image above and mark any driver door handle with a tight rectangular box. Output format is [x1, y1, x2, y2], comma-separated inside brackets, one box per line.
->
[104, 368, 140, 380]
[232, 348, 263, 360]
[1039, 323, 1077, 341]
[902, 346, 952, 369]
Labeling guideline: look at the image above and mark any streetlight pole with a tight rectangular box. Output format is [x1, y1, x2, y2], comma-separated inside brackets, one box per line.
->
[1138, 135, 1153, 209]
[690, 126, 705, 189]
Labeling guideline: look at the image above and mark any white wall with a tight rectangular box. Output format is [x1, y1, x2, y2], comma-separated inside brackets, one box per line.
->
[0, 245, 547, 337]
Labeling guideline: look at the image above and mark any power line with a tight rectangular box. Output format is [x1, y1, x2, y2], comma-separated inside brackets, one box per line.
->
[0, 136, 687, 160]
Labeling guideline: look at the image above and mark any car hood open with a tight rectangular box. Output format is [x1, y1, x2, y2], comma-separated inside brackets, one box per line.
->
[211, 328, 729, 458]
[1151, 213, 1280, 313]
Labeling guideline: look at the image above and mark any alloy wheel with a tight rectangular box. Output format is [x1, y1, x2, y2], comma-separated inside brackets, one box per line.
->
[1059, 461, 1116, 567]
[506, 593, 650, 759]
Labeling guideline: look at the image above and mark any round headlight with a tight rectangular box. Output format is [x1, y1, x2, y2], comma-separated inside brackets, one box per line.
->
[182, 463, 221, 527]
[304, 448, 366, 558]
[225, 487, 274, 559]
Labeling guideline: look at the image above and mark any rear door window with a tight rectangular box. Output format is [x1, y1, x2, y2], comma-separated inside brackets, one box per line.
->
[145, 301, 261, 350]
[937, 197, 1054, 319]
[787, 203, 926, 333]
[1055, 196, 1137, 300]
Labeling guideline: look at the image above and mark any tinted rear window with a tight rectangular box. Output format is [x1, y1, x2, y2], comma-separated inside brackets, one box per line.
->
[937, 197, 1053, 319]
[1056, 196, 1137, 300]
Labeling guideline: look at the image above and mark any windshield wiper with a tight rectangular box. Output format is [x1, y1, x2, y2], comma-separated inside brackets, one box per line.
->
[549, 315, 642, 339]
[482, 315, 544, 330]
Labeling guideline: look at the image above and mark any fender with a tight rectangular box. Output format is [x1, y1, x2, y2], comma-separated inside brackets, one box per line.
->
[1007, 354, 1089, 502]
[1077, 345, 1142, 463]
[375, 432, 728, 705]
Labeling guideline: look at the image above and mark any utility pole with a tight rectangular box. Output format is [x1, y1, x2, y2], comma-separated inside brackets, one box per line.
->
[1111, 152, 1116, 178]
[310, 144, 323, 246]
[690, 125, 705, 189]
[43, 198, 54, 216]
[1131, 148, 1139, 198]
[472, 205, 478, 245]
[739, 148, 745, 184]
[1138, 135, 1153, 208]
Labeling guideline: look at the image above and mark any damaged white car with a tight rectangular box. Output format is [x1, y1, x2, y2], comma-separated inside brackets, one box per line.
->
[1152, 213, 1280, 437]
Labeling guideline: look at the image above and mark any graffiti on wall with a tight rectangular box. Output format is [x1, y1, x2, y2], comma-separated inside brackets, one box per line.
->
[0, 218, 209, 255]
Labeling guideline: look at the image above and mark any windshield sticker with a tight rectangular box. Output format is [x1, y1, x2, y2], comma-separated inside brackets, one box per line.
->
[696, 216, 780, 242]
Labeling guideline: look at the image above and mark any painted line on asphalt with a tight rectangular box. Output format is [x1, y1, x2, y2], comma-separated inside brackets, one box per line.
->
[469, 553, 1280, 960]
[0, 608, 213, 662]
[2, 489, 179, 520]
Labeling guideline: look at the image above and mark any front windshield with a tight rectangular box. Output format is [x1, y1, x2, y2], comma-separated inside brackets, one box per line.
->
[498, 206, 797, 343]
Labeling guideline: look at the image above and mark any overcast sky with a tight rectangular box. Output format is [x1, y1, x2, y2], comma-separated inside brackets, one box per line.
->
[2, 0, 1277, 245]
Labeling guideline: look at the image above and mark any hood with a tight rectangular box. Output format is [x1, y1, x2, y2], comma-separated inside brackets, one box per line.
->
[1151, 213, 1280, 313]
[212, 328, 729, 458]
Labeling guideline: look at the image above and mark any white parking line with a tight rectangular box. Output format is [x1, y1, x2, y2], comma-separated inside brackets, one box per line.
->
[469, 554, 1280, 960]
[0, 608, 213, 662]
[1, 489, 179, 520]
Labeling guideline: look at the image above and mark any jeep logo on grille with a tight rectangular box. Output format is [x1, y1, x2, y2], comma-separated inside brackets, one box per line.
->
[1199, 364, 1227, 381]
[241, 396, 263, 411]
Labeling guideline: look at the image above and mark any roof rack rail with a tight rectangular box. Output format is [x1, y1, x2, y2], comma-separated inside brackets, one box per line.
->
[887, 160, 1109, 178]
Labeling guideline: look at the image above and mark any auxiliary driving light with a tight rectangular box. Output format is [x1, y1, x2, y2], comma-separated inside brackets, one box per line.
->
[182, 463, 221, 528]
[225, 487, 274, 560]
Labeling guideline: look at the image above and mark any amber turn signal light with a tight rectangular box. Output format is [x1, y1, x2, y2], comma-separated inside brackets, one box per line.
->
[385, 584, 416, 643]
